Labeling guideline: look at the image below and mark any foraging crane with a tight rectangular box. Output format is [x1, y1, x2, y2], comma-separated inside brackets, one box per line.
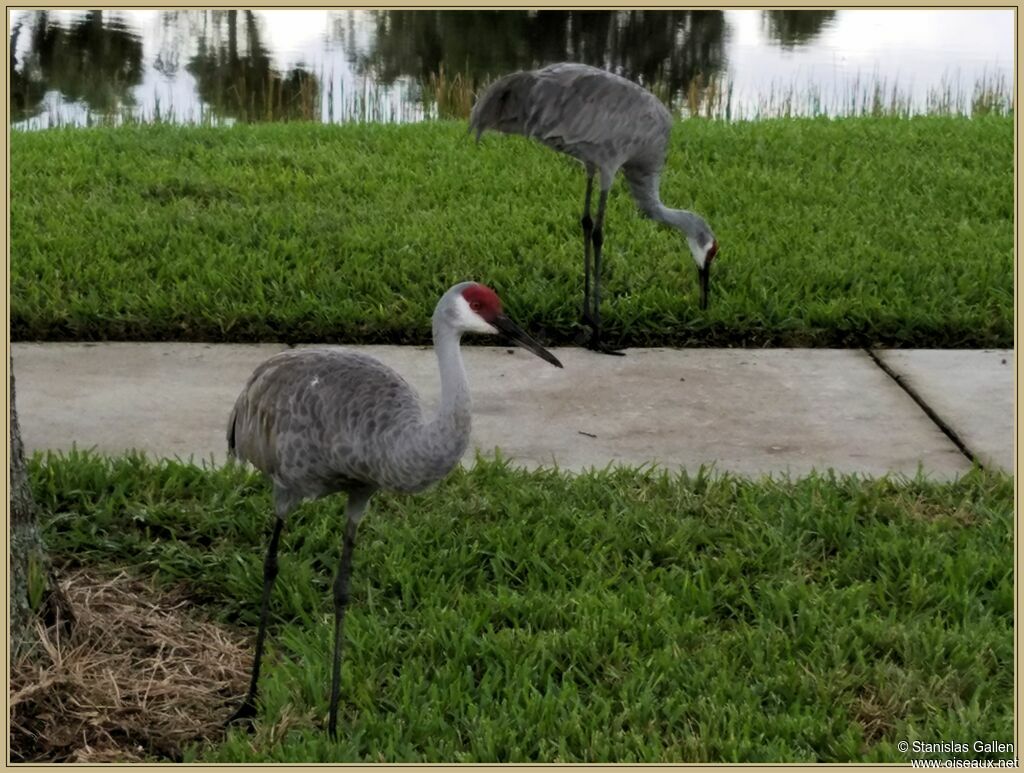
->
[470, 62, 719, 355]
[225, 282, 562, 738]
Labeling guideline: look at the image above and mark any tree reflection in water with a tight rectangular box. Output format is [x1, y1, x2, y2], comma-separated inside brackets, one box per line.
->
[360, 9, 730, 108]
[6, 9, 912, 125]
[186, 10, 319, 123]
[762, 10, 837, 50]
[11, 10, 143, 122]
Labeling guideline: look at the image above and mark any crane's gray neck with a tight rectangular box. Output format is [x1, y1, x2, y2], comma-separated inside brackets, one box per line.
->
[626, 170, 708, 244]
[400, 319, 472, 488]
[430, 320, 472, 439]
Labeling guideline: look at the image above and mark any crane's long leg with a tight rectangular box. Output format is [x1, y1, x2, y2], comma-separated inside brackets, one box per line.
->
[589, 186, 625, 356]
[327, 489, 372, 740]
[226, 503, 289, 730]
[580, 172, 596, 330]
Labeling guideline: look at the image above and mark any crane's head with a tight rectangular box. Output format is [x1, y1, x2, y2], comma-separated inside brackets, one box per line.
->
[440, 282, 563, 368]
[686, 228, 718, 312]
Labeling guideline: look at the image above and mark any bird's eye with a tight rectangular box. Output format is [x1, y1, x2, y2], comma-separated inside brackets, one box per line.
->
[470, 301, 482, 311]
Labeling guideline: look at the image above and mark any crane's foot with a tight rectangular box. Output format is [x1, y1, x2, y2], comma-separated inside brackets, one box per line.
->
[576, 312, 622, 355]
[225, 699, 258, 733]
[325, 707, 343, 741]
[587, 339, 626, 356]
[573, 326, 592, 347]
[578, 316, 626, 356]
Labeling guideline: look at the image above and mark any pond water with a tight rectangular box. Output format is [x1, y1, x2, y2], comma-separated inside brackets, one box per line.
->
[9, 8, 1015, 128]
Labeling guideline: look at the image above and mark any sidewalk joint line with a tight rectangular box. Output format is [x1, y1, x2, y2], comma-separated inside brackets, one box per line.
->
[863, 348, 980, 468]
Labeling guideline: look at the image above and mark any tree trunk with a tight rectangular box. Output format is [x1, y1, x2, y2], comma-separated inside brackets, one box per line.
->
[10, 364, 73, 660]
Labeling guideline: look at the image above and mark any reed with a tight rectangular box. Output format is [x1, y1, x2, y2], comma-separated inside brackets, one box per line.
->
[424, 64, 476, 120]
[13, 70, 1013, 130]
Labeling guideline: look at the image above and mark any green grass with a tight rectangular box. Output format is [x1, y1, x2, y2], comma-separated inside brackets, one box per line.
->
[10, 116, 1013, 348]
[30, 451, 1014, 763]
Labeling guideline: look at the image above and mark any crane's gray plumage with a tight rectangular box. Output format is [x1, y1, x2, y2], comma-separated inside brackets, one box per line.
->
[227, 347, 466, 498]
[225, 281, 561, 738]
[470, 62, 673, 189]
[470, 62, 719, 350]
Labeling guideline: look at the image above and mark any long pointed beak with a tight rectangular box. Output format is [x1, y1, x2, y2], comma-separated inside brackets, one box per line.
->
[492, 315, 563, 368]
[698, 263, 711, 310]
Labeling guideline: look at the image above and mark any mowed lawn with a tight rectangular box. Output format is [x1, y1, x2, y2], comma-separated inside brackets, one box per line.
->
[10, 116, 1013, 348]
[31, 453, 1014, 763]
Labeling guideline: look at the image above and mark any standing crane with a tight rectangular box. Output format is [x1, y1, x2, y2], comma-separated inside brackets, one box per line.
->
[224, 282, 562, 738]
[470, 62, 719, 355]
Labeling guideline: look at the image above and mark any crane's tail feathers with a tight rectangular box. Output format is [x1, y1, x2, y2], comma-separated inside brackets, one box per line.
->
[468, 70, 536, 139]
[226, 406, 239, 462]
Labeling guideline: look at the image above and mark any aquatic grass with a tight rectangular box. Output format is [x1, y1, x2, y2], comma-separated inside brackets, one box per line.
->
[970, 70, 1014, 117]
[682, 72, 734, 119]
[546, 71, 1012, 122]
[12, 71, 1013, 130]
[28, 450, 1014, 762]
[424, 64, 476, 120]
[10, 116, 1012, 347]
[710, 71, 1012, 121]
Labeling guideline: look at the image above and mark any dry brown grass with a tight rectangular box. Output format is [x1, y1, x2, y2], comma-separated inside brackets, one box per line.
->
[9, 567, 249, 763]
[425, 64, 476, 120]
[852, 685, 900, 746]
[898, 494, 980, 526]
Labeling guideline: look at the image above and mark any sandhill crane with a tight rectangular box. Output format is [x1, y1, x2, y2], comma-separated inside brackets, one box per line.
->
[470, 62, 719, 355]
[224, 282, 562, 738]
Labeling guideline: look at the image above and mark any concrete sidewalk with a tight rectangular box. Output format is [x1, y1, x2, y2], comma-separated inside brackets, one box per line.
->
[12, 343, 1014, 479]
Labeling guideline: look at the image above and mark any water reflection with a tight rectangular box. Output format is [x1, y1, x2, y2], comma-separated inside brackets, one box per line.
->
[762, 10, 836, 50]
[186, 10, 318, 122]
[362, 10, 726, 106]
[9, 22, 43, 120]
[7, 8, 1015, 127]
[11, 10, 144, 122]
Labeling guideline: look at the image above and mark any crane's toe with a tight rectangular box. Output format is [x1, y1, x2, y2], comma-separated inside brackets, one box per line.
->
[587, 339, 627, 356]
[578, 317, 626, 356]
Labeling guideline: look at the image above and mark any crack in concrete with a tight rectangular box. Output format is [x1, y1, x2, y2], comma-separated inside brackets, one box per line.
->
[864, 348, 979, 468]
